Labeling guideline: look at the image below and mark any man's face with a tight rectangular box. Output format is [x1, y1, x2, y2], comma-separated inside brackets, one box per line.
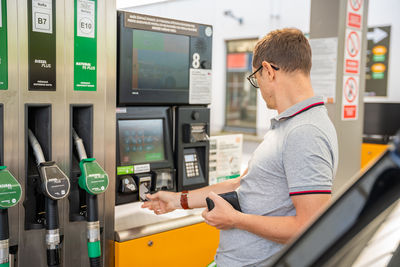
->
[255, 67, 277, 110]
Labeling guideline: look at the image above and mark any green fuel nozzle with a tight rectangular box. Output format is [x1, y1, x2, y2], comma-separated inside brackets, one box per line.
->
[0, 166, 22, 267]
[73, 129, 109, 267]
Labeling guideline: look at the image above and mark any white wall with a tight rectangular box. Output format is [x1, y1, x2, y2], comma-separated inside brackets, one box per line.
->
[366, 0, 400, 103]
[124, 0, 311, 136]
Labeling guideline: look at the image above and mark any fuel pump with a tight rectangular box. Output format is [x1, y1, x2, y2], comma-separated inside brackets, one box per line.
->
[72, 129, 109, 267]
[27, 129, 70, 267]
[0, 166, 22, 267]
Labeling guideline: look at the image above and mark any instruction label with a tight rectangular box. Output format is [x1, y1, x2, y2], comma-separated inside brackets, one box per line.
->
[124, 12, 199, 37]
[28, 0, 56, 91]
[74, 0, 97, 91]
[134, 164, 150, 174]
[0, 0, 8, 90]
[189, 69, 212, 104]
[209, 134, 243, 185]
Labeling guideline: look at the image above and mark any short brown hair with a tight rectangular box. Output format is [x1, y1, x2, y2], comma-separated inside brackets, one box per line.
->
[253, 28, 312, 74]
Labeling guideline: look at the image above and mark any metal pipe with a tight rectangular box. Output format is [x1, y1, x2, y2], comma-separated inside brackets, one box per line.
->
[27, 129, 46, 164]
[72, 128, 88, 161]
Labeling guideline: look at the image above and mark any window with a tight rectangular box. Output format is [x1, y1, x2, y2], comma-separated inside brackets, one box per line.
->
[224, 39, 258, 133]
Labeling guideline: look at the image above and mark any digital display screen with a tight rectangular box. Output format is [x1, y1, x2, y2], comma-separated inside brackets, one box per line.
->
[184, 154, 195, 162]
[118, 119, 165, 164]
[131, 29, 190, 90]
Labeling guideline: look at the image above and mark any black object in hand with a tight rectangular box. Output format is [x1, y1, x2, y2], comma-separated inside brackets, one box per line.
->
[206, 191, 242, 212]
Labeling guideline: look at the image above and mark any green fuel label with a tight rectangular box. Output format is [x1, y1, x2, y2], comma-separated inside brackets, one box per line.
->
[0, 0, 8, 90]
[74, 0, 97, 91]
[0, 168, 22, 209]
[117, 165, 134, 175]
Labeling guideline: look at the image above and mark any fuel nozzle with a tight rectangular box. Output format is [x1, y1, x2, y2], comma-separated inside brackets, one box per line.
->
[0, 166, 22, 267]
[72, 128, 109, 267]
[28, 129, 70, 267]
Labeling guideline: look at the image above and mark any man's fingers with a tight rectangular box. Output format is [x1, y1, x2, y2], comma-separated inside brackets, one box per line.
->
[146, 192, 159, 200]
[202, 209, 208, 219]
[207, 191, 224, 205]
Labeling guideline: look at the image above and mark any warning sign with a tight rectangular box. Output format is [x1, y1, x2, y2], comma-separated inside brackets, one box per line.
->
[347, 0, 363, 29]
[342, 75, 359, 120]
[344, 29, 361, 74]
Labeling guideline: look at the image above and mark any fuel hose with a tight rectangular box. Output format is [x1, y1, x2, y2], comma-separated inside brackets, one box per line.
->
[0, 209, 9, 267]
[28, 129, 62, 267]
[73, 129, 102, 267]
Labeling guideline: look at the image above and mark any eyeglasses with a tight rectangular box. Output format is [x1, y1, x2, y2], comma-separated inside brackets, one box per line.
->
[246, 64, 280, 88]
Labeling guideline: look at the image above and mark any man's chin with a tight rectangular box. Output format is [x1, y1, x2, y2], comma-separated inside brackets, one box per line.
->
[266, 102, 276, 110]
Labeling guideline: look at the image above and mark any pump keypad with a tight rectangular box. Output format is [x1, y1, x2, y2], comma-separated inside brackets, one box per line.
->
[184, 154, 200, 178]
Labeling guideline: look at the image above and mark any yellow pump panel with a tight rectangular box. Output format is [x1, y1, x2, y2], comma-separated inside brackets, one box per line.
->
[115, 222, 220, 267]
[361, 143, 388, 170]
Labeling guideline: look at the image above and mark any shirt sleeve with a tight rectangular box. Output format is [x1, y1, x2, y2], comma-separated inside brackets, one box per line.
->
[282, 124, 335, 196]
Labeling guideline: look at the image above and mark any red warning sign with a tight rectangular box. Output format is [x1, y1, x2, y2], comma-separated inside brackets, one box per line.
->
[344, 76, 357, 103]
[348, 13, 362, 29]
[344, 29, 361, 74]
[347, 0, 364, 29]
[347, 31, 360, 57]
[342, 75, 359, 120]
[350, 0, 363, 11]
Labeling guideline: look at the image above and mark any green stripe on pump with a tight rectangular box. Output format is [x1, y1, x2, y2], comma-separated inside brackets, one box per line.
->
[88, 241, 101, 258]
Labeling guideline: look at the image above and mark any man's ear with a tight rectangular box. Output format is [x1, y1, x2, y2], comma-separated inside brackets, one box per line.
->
[262, 61, 275, 81]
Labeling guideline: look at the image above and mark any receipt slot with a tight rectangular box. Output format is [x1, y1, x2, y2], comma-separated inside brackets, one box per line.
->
[175, 106, 210, 191]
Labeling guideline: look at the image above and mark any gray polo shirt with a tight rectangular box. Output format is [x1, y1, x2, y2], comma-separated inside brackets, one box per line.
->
[215, 96, 338, 267]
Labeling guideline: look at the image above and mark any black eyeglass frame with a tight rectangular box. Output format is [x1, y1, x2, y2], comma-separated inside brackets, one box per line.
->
[246, 64, 280, 88]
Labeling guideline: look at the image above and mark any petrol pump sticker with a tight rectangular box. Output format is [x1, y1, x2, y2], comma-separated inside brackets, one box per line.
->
[83, 161, 109, 194]
[74, 0, 97, 91]
[28, 0, 56, 91]
[346, 0, 363, 29]
[134, 164, 150, 174]
[341, 75, 359, 120]
[32, 0, 53, 34]
[189, 68, 212, 104]
[0, 0, 8, 90]
[344, 29, 362, 74]
[77, 0, 95, 38]
[0, 170, 22, 209]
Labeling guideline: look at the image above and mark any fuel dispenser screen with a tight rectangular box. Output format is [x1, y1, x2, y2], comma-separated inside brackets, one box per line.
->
[132, 29, 190, 90]
[118, 119, 166, 164]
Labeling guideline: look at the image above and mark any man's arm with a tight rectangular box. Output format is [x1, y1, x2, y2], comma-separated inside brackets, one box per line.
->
[142, 168, 247, 213]
[202, 192, 330, 244]
[187, 168, 246, 208]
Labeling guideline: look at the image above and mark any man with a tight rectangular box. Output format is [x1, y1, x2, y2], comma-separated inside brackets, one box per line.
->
[142, 28, 338, 266]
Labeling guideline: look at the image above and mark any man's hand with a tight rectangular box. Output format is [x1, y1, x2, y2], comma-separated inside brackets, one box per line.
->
[141, 191, 181, 215]
[202, 192, 241, 230]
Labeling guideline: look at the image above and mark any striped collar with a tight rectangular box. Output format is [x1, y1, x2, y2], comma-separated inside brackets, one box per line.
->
[271, 96, 325, 124]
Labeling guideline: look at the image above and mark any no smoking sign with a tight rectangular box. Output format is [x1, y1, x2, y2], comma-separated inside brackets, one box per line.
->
[342, 75, 359, 120]
[344, 29, 362, 74]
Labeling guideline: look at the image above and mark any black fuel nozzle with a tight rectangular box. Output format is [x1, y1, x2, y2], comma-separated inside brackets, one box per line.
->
[28, 129, 70, 267]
